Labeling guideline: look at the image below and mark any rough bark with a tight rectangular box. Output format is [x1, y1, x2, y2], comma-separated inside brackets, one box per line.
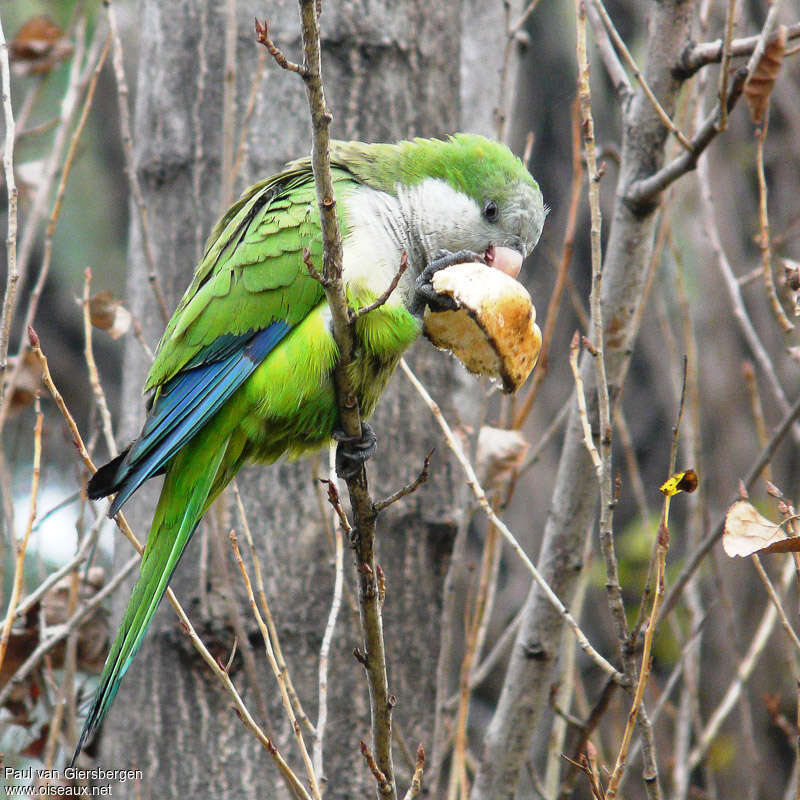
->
[99, 1, 463, 797]
[471, 2, 696, 797]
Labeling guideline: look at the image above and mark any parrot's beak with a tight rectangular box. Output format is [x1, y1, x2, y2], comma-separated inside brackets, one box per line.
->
[484, 245, 523, 279]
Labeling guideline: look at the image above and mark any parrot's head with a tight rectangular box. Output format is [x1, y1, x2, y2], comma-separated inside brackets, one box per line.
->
[337, 134, 547, 281]
[421, 133, 547, 279]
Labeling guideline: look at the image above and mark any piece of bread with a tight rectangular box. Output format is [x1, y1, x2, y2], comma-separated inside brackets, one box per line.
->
[423, 262, 542, 393]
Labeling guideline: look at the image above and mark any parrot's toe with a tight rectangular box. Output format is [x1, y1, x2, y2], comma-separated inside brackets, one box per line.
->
[411, 249, 484, 316]
[333, 422, 377, 479]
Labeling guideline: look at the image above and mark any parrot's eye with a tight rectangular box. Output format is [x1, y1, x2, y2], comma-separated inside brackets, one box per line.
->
[483, 199, 499, 223]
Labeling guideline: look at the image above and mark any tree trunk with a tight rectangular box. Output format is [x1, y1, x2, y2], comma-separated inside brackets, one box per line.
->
[100, 1, 463, 796]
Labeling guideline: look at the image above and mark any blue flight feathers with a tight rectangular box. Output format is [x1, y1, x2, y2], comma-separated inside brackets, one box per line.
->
[107, 322, 291, 515]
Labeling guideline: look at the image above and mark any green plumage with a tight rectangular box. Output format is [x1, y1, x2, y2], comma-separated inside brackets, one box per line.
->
[74, 134, 545, 762]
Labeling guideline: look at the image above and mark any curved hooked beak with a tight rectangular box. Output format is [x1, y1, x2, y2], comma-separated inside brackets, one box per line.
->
[484, 245, 523, 279]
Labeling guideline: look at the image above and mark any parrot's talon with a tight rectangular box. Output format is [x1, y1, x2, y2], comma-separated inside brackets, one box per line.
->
[411, 249, 484, 316]
[334, 422, 377, 479]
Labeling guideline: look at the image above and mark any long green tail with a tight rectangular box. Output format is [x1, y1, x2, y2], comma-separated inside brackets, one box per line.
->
[71, 443, 227, 764]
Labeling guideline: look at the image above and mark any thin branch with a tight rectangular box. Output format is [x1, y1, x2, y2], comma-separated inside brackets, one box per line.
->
[755, 116, 793, 332]
[255, 18, 306, 75]
[31, 331, 309, 794]
[351, 253, 409, 322]
[662, 388, 800, 620]
[314, 446, 345, 781]
[400, 358, 624, 683]
[105, 0, 169, 323]
[230, 531, 322, 799]
[716, 0, 738, 131]
[687, 556, 795, 770]
[220, 0, 237, 209]
[697, 153, 794, 423]
[0, 554, 140, 710]
[750, 554, 800, 655]
[402, 744, 425, 800]
[0, 402, 42, 676]
[677, 21, 800, 77]
[0, 14, 18, 404]
[233, 483, 314, 733]
[15, 512, 104, 620]
[569, 333, 602, 475]
[82, 268, 118, 457]
[584, 0, 632, 100]
[590, 0, 692, 150]
[374, 449, 432, 513]
[513, 99, 582, 429]
[0, 27, 105, 433]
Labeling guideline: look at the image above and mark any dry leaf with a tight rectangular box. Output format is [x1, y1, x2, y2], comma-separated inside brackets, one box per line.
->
[476, 426, 529, 490]
[88, 290, 133, 339]
[744, 26, 787, 124]
[3, 349, 42, 416]
[9, 16, 73, 76]
[722, 499, 800, 557]
[659, 469, 699, 497]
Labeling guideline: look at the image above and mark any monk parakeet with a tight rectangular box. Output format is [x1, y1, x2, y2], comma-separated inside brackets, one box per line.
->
[73, 134, 545, 761]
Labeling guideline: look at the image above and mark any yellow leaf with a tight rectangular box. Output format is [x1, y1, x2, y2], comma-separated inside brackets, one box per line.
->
[659, 469, 698, 497]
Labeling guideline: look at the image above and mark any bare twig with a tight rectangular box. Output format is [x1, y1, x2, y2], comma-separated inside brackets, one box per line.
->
[255, 18, 307, 75]
[0, 554, 140, 710]
[677, 21, 800, 76]
[374, 448, 432, 512]
[220, 0, 238, 209]
[230, 530, 322, 799]
[688, 555, 795, 770]
[716, 0, 738, 131]
[82, 268, 118, 457]
[402, 744, 425, 800]
[590, 0, 692, 150]
[0, 402, 42, 675]
[351, 253, 409, 321]
[0, 28, 106, 433]
[569, 333, 602, 475]
[755, 117, 793, 332]
[513, 100, 582, 429]
[0, 14, 18, 404]
[400, 358, 623, 683]
[697, 153, 794, 424]
[606, 361, 687, 798]
[314, 446, 346, 781]
[232, 483, 314, 733]
[105, 0, 169, 323]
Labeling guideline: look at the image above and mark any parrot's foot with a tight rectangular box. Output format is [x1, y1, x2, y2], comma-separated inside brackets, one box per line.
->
[333, 422, 377, 479]
[411, 249, 485, 317]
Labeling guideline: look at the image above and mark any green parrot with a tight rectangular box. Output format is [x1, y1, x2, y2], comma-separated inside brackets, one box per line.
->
[72, 133, 545, 761]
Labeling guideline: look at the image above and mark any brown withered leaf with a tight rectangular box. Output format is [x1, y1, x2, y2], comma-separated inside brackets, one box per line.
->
[88, 290, 133, 339]
[476, 426, 529, 491]
[722, 499, 800, 557]
[9, 16, 73, 76]
[744, 26, 787, 124]
[3, 349, 42, 415]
